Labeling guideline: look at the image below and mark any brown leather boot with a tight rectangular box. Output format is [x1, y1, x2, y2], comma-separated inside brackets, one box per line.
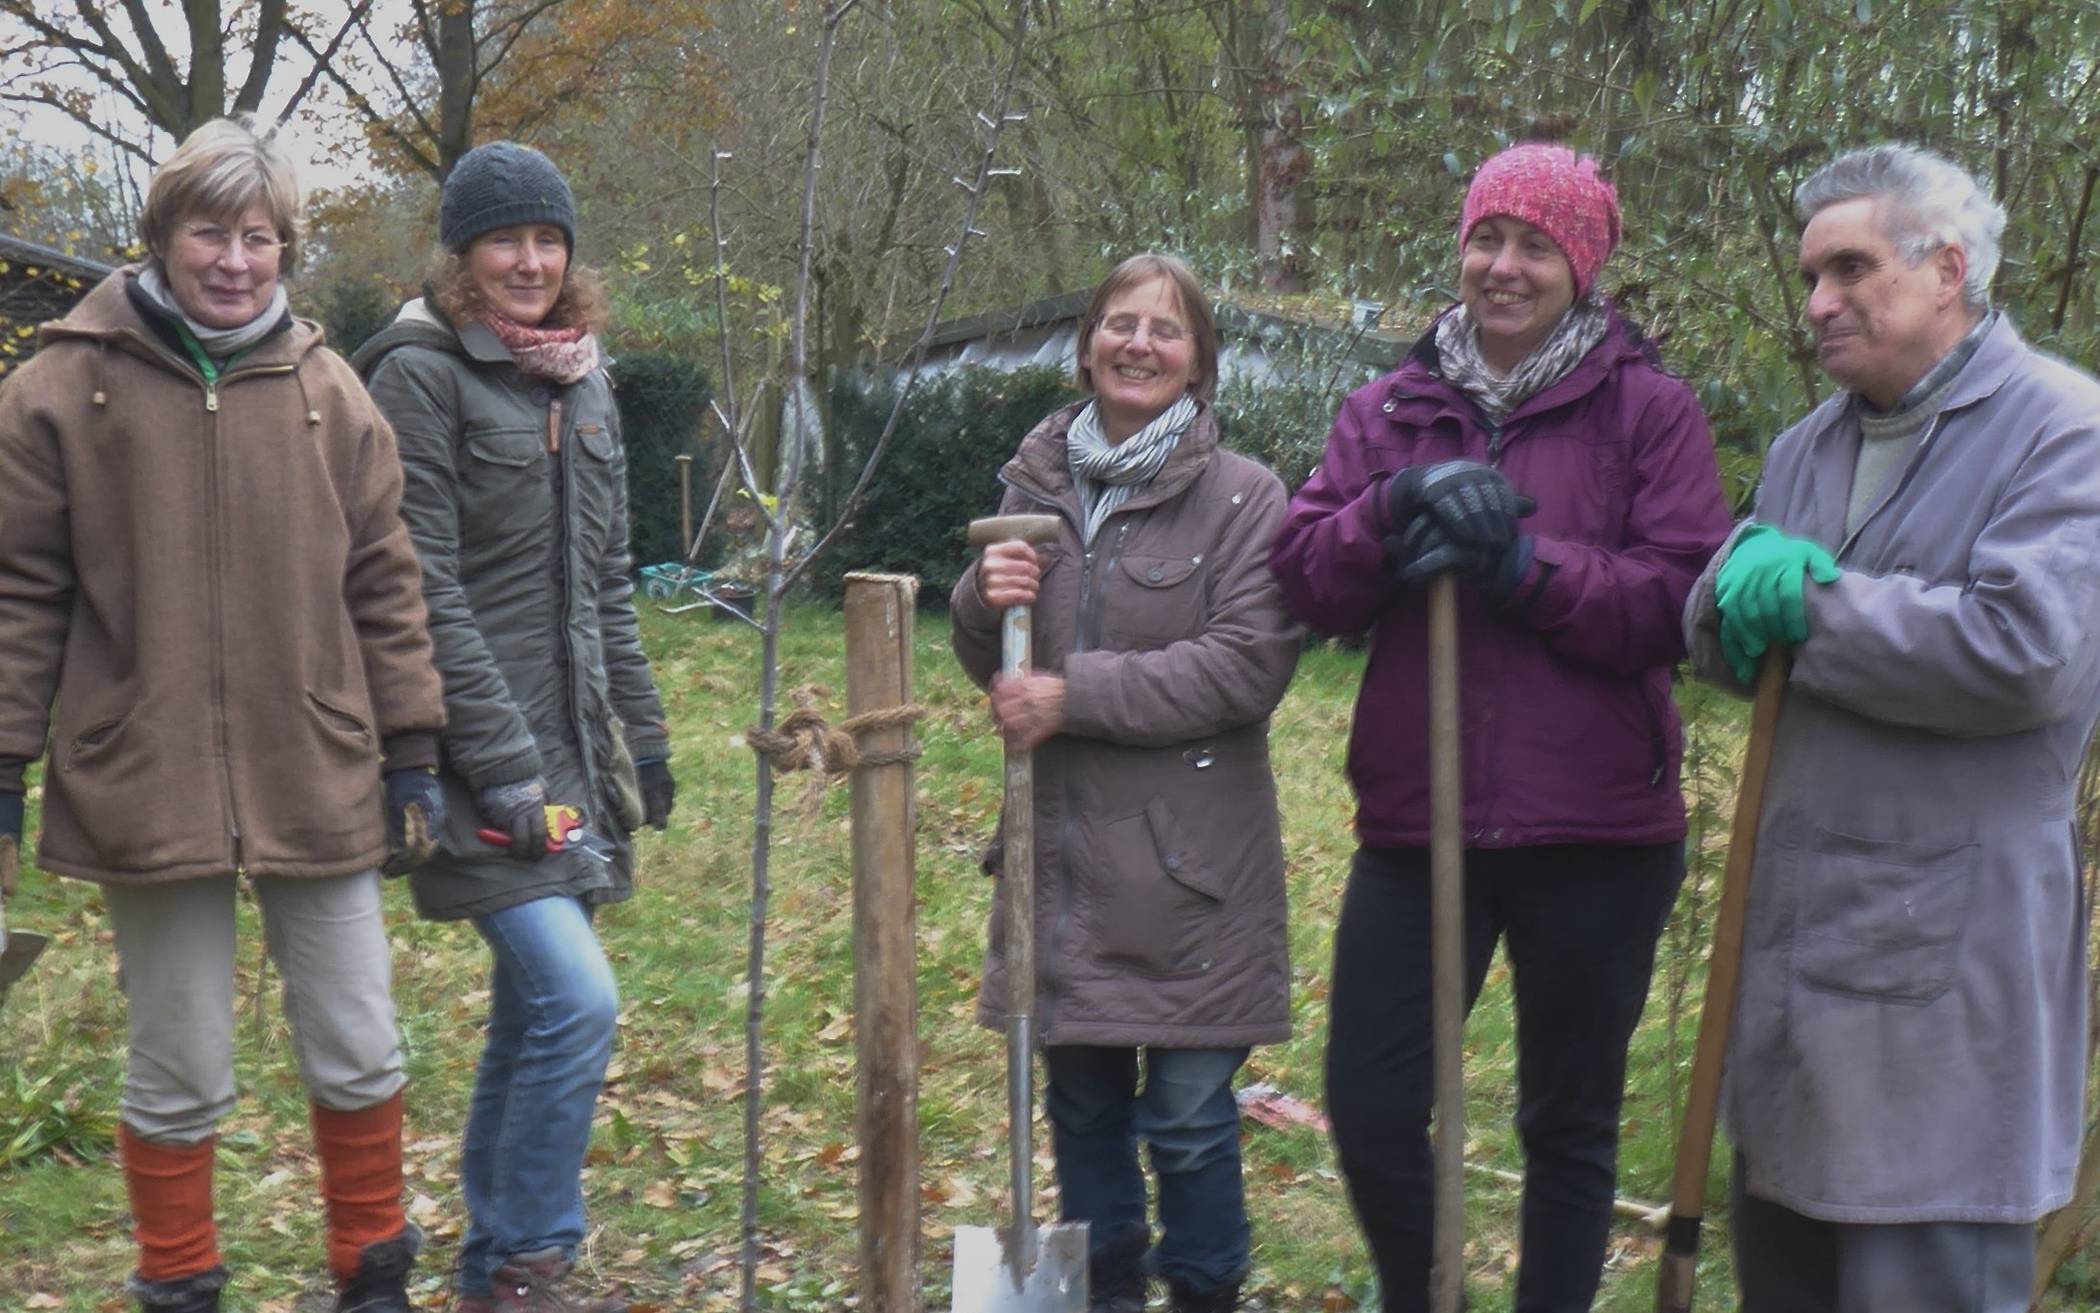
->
[483, 1250, 626, 1313]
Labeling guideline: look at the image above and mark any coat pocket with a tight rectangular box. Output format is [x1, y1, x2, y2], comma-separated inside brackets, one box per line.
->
[1090, 796, 1228, 977]
[1794, 827, 1978, 1005]
[1100, 553, 1204, 650]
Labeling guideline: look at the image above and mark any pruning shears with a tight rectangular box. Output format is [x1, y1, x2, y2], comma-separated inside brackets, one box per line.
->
[477, 803, 613, 863]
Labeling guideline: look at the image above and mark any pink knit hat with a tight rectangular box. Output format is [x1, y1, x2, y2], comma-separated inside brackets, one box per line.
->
[1460, 143, 1622, 296]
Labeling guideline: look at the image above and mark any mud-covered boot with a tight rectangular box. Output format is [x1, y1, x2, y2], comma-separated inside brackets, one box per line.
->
[335, 1222, 421, 1313]
[128, 1266, 228, 1313]
[1166, 1275, 1241, 1313]
[1088, 1223, 1151, 1313]
[488, 1249, 627, 1313]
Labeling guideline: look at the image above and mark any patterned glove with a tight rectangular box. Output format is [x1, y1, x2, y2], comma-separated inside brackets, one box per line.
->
[382, 768, 446, 876]
[1715, 523, 1842, 682]
[475, 776, 550, 860]
[0, 790, 21, 899]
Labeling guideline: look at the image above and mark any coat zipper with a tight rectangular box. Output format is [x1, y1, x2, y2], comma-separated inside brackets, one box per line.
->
[202, 382, 242, 870]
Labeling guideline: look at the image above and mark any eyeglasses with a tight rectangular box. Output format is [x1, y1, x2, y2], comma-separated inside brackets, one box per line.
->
[1096, 313, 1188, 345]
[179, 222, 285, 262]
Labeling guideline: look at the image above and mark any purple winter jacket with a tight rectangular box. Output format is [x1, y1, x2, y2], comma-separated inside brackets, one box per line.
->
[1271, 307, 1732, 848]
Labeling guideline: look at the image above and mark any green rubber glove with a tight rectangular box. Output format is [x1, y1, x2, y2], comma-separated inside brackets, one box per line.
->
[1714, 523, 1841, 682]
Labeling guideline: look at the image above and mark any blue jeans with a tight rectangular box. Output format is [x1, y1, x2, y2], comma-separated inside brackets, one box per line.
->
[456, 895, 618, 1297]
[1043, 1044, 1251, 1292]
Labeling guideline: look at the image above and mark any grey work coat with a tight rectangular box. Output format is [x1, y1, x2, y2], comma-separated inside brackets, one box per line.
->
[354, 301, 670, 921]
[951, 402, 1301, 1049]
[1685, 315, 2100, 1223]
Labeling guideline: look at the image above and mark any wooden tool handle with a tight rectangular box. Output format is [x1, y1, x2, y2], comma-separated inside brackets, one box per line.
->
[967, 513, 1061, 548]
[1655, 649, 1789, 1313]
[1427, 575, 1466, 1313]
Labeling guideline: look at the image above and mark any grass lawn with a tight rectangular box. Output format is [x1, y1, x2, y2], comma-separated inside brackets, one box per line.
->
[2, 604, 2091, 1310]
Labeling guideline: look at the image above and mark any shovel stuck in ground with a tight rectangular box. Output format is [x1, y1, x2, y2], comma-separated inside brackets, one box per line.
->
[951, 513, 1087, 1313]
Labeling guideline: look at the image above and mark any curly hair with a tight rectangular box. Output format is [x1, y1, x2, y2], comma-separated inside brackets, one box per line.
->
[424, 246, 611, 333]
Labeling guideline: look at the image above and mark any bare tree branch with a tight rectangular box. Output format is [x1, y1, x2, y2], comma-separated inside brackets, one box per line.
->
[270, 0, 379, 132]
[783, 0, 1033, 591]
[233, 0, 290, 114]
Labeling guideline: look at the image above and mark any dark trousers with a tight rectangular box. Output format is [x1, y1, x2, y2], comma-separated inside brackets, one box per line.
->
[1325, 843, 1684, 1313]
[1044, 1044, 1252, 1292]
[1731, 1154, 2035, 1313]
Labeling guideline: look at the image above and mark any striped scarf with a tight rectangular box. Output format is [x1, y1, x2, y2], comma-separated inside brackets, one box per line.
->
[1435, 297, 1611, 426]
[1066, 394, 1199, 545]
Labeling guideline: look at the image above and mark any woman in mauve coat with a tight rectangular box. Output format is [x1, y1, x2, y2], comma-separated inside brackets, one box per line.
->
[1270, 143, 1732, 1313]
[951, 253, 1300, 1313]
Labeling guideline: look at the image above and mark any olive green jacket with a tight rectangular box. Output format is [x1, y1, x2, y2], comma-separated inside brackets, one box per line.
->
[355, 301, 670, 921]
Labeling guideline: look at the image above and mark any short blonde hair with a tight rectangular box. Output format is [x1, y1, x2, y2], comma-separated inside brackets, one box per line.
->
[1073, 253, 1219, 402]
[140, 117, 304, 274]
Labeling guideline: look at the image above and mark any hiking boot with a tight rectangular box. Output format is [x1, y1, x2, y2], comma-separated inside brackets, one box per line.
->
[1088, 1223, 1150, 1313]
[486, 1250, 627, 1313]
[1166, 1275, 1240, 1313]
[129, 1266, 228, 1313]
[335, 1223, 422, 1313]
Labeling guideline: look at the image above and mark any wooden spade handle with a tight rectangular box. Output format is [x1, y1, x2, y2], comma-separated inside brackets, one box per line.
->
[1655, 649, 1790, 1313]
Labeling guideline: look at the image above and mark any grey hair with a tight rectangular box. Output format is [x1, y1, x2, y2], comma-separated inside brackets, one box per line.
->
[140, 116, 304, 274]
[1795, 144, 2005, 312]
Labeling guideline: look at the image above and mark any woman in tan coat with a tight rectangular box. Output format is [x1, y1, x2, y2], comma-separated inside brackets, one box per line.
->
[0, 119, 444, 1313]
[950, 253, 1299, 1313]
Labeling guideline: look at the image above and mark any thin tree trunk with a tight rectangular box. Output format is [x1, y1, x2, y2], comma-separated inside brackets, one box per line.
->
[2052, 164, 2098, 335]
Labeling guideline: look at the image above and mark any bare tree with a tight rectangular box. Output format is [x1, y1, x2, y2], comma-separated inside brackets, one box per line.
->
[287, 0, 573, 182]
[0, 0, 369, 160]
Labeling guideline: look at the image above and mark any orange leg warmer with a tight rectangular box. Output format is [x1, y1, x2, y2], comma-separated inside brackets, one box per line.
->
[120, 1125, 220, 1281]
[311, 1091, 408, 1283]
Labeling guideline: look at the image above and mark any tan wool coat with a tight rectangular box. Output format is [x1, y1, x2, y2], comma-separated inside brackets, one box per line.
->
[952, 402, 1301, 1048]
[0, 270, 444, 882]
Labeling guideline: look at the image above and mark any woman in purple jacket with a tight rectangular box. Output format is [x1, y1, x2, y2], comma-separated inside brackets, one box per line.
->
[1269, 144, 1731, 1311]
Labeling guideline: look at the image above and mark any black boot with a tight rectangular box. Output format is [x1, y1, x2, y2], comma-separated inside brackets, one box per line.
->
[128, 1266, 228, 1313]
[335, 1222, 422, 1313]
[1166, 1275, 1240, 1313]
[1088, 1223, 1150, 1313]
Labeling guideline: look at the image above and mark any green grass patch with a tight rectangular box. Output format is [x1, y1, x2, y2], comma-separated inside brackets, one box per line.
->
[0, 606, 2083, 1309]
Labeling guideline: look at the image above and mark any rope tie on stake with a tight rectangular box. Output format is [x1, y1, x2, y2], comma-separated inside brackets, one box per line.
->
[745, 685, 926, 806]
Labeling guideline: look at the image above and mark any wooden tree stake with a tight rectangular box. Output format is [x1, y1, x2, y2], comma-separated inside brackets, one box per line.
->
[844, 571, 921, 1312]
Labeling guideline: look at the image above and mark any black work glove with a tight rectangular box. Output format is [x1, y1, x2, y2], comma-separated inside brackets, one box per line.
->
[0, 789, 21, 899]
[1385, 460, 1536, 551]
[1391, 515, 1535, 602]
[635, 758, 676, 831]
[381, 768, 446, 877]
[475, 776, 550, 860]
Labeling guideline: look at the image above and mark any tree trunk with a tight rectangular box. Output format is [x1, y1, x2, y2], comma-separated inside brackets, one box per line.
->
[1251, 0, 1307, 293]
[435, 0, 478, 179]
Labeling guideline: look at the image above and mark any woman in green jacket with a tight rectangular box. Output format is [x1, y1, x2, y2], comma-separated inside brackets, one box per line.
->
[356, 143, 674, 1313]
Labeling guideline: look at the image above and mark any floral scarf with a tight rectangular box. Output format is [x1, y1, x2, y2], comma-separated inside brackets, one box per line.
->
[478, 310, 601, 383]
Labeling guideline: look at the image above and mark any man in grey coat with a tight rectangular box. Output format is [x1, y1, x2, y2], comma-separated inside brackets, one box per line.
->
[1685, 144, 2100, 1311]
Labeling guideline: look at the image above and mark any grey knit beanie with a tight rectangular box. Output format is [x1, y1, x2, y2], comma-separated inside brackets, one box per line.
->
[440, 142, 577, 252]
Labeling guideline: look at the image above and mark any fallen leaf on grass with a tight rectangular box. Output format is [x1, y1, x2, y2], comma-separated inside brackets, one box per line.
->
[643, 1180, 679, 1208]
[25, 1295, 61, 1310]
[1318, 1286, 1358, 1312]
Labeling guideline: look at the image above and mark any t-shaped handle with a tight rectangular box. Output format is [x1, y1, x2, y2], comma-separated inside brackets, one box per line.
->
[966, 513, 1061, 549]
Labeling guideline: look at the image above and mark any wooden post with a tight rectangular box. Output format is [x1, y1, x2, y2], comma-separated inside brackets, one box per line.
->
[844, 572, 920, 1312]
[675, 453, 695, 562]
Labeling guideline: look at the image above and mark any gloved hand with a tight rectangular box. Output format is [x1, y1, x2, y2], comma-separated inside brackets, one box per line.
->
[475, 776, 550, 860]
[1385, 460, 1537, 549]
[382, 768, 446, 877]
[0, 790, 22, 899]
[635, 757, 676, 831]
[1715, 523, 1842, 682]
[1389, 515, 1534, 602]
